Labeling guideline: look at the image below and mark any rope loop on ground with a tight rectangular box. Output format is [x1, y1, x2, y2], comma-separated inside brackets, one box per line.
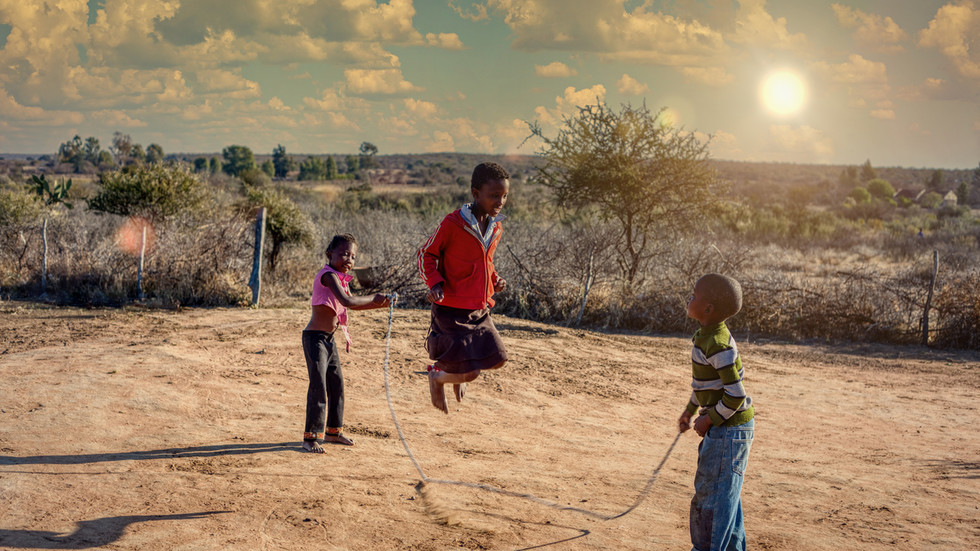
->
[380, 294, 680, 521]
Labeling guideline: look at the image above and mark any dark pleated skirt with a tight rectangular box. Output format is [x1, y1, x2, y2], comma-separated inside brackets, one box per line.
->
[425, 304, 507, 374]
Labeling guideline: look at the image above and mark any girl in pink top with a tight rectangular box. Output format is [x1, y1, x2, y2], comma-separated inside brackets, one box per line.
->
[302, 233, 390, 452]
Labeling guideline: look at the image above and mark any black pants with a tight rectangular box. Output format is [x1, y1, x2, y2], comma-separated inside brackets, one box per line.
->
[302, 330, 344, 440]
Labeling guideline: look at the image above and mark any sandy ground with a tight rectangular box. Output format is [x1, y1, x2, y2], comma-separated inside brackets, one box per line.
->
[1, 301, 978, 550]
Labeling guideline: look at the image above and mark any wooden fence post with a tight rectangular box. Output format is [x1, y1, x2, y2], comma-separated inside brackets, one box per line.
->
[248, 207, 267, 306]
[921, 249, 938, 346]
[137, 224, 147, 301]
[41, 217, 48, 296]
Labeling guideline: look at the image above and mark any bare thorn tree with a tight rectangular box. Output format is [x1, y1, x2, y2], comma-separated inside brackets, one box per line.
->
[528, 101, 721, 284]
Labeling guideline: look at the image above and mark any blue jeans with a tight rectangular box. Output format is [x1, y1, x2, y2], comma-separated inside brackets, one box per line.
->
[690, 418, 754, 551]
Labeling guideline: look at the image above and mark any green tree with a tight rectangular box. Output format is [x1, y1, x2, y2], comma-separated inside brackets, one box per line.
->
[146, 143, 164, 164]
[956, 181, 969, 206]
[58, 135, 84, 172]
[839, 166, 859, 189]
[358, 141, 378, 169]
[866, 178, 895, 200]
[83, 137, 101, 164]
[927, 169, 944, 191]
[261, 160, 275, 177]
[272, 144, 293, 178]
[88, 163, 207, 222]
[97, 150, 115, 169]
[111, 132, 134, 166]
[298, 156, 326, 181]
[209, 156, 222, 174]
[131, 144, 146, 163]
[345, 154, 360, 174]
[222, 145, 255, 176]
[859, 159, 877, 183]
[325, 155, 339, 179]
[30, 174, 74, 295]
[529, 101, 719, 283]
[848, 187, 872, 204]
[193, 157, 209, 172]
[920, 191, 943, 208]
[241, 185, 314, 272]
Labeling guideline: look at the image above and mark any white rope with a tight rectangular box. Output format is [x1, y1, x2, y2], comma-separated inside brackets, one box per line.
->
[380, 293, 681, 521]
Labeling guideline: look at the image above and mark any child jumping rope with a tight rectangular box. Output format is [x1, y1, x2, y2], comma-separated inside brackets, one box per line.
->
[302, 233, 390, 452]
[416, 162, 510, 414]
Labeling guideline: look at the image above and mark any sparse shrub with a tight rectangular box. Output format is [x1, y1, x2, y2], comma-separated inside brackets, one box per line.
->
[88, 163, 208, 222]
[241, 185, 314, 273]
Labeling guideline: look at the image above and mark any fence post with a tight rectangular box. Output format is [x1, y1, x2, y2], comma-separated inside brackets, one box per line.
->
[921, 249, 938, 346]
[248, 207, 267, 306]
[41, 217, 48, 296]
[137, 224, 147, 301]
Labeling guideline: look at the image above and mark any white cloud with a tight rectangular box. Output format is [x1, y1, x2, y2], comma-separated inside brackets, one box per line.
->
[403, 98, 439, 118]
[811, 54, 891, 108]
[918, 1, 980, 80]
[533, 84, 607, 127]
[90, 109, 147, 127]
[344, 68, 423, 96]
[617, 74, 649, 95]
[707, 129, 741, 160]
[535, 62, 577, 78]
[869, 109, 895, 120]
[769, 124, 834, 160]
[832, 3, 908, 54]
[0, 88, 84, 125]
[427, 130, 455, 152]
[729, 0, 809, 52]
[450, 1, 490, 22]
[425, 32, 465, 50]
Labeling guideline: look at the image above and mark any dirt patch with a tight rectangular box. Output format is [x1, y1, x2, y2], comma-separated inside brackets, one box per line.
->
[1, 302, 978, 550]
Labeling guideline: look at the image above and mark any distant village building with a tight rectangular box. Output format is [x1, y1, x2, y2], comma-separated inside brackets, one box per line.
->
[941, 191, 958, 207]
[893, 188, 925, 202]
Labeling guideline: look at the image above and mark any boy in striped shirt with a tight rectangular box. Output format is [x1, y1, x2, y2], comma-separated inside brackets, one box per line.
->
[678, 273, 755, 551]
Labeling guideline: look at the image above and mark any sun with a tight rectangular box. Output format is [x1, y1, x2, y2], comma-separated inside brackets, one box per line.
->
[760, 70, 807, 116]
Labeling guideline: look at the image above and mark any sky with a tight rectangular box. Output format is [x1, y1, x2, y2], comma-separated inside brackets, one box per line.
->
[0, 1, 978, 169]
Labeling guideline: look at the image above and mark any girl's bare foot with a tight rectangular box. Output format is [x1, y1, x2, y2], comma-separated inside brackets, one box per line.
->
[453, 383, 466, 402]
[303, 440, 325, 453]
[428, 369, 449, 414]
[323, 433, 354, 446]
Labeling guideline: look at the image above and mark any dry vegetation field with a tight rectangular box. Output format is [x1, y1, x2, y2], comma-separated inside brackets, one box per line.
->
[1, 302, 978, 550]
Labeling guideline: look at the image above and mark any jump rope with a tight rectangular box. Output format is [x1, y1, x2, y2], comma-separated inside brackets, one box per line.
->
[380, 292, 682, 524]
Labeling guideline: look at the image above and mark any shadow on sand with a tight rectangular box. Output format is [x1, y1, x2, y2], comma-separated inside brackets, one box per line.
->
[0, 511, 231, 549]
[0, 442, 298, 466]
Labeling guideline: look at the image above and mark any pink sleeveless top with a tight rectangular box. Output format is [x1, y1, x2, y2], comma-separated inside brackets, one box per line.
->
[312, 264, 354, 351]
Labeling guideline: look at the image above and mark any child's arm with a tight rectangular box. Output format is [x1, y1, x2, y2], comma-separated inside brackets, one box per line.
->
[678, 409, 693, 433]
[417, 219, 449, 295]
[322, 273, 390, 310]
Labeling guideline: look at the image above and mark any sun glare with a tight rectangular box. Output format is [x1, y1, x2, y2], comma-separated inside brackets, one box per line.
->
[760, 71, 806, 116]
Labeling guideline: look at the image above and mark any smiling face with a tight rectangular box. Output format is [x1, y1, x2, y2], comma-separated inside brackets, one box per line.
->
[327, 241, 357, 274]
[470, 178, 509, 219]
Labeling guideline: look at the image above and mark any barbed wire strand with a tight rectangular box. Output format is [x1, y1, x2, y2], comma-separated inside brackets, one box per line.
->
[381, 293, 682, 522]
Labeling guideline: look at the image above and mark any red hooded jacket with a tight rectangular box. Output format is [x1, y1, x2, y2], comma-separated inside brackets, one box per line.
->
[417, 208, 502, 310]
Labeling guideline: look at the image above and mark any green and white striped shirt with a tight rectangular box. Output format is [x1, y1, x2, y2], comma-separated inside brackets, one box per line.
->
[685, 321, 755, 427]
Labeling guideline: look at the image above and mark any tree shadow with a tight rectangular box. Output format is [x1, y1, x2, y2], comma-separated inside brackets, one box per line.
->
[0, 510, 231, 549]
[0, 442, 298, 466]
[925, 458, 980, 479]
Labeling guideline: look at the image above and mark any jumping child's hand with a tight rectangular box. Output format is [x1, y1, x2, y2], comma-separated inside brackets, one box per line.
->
[678, 410, 693, 433]
[373, 294, 390, 307]
[493, 278, 507, 293]
[426, 282, 445, 304]
[693, 414, 712, 437]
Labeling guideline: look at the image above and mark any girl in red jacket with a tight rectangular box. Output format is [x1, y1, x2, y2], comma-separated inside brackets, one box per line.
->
[416, 162, 510, 413]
